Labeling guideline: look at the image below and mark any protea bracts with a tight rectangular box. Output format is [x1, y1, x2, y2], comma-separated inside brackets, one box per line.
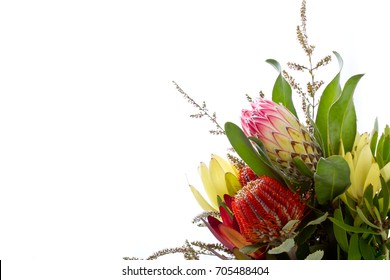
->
[241, 98, 322, 181]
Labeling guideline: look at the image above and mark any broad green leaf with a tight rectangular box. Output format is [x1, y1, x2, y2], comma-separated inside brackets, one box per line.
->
[329, 216, 379, 234]
[305, 212, 329, 227]
[328, 74, 364, 155]
[359, 238, 375, 260]
[314, 156, 351, 205]
[332, 208, 349, 252]
[348, 234, 361, 260]
[356, 207, 381, 230]
[225, 172, 241, 196]
[266, 59, 298, 118]
[225, 122, 282, 182]
[268, 238, 295, 255]
[315, 51, 343, 157]
[305, 250, 324, 260]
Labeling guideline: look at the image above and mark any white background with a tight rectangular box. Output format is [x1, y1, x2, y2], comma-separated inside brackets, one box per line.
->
[0, 0, 389, 279]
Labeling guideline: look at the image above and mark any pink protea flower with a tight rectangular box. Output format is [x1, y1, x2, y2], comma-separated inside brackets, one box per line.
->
[241, 98, 322, 180]
[232, 176, 305, 244]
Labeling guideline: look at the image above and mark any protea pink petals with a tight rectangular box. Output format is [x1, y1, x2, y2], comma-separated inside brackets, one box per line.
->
[241, 98, 322, 180]
[231, 176, 305, 244]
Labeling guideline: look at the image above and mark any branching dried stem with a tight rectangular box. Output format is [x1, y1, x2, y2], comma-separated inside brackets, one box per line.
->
[285, 0, 332, 130]
[124, 240, 233, 260]
[192, 211, 220, 227]
[173, 81, 225, 135]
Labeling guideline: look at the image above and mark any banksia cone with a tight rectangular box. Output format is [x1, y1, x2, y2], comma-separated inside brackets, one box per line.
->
[232, 176, 305, 244]
[241, 98, 322, 181]
[238, 166, 258, 187]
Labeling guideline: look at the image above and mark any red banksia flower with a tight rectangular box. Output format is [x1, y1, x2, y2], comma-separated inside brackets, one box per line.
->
[238, 166, 258, 187]
[232, 176, 305, 244]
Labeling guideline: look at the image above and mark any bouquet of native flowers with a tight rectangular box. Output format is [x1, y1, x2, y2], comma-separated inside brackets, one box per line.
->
[126, 1, 390, 261]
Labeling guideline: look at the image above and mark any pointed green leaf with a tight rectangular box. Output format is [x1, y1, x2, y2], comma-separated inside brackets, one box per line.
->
[370, 118, 379, 156]
[305, 250, 324, 260]
[314, 155, 351, 205]
[332, 208, 349, 252]
[341, 101, 357, 153]
[356, 207, 381, 230]
[295, 225, 316, 246]
[268, 238, 295, 255]
[315, 51, 343, 157]
[380, 177, 389, 219]
[282, 220, 300, 233]
[239, 243, 265, 255]
[305, 212, 329, 227]
[359, 238, 375, 260]
[292, 157, 314, 178]
[348, 234, 361, 260]
[328, 74, 363, 154]
[225, 122, 282, 182]
[266, 59, 298, 118]
[363, 185, 375, 219]
[329, 217, 378, 234]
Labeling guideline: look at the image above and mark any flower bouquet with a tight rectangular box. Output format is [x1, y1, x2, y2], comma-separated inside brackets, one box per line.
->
[127, 1, 390, 260]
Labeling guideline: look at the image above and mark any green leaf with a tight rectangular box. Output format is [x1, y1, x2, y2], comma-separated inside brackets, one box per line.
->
[225, 122, 281, 182]
[359, 238, 375, 260]
[332, 208, 349, 252]
[348, 234, 361, 260]
[315, 51, 343, 157]
[305, 250, 324, 260]
[266, 59, 298, 118]
[248, 137, 276, 167]
[328, 74, 364, 155]
[305, 212, 329, 227]
[239, 243, 265, 255]
[329, 216, 379, 234]
[232, 248, 252, 260]
[314, 156, 351, 205]
[295, 225, 316, 246]
[363, 185, 375, 220]
[341, 101, 357, 153]
[268, 238, 295, 255]
[380, 177, 390, 219]
[282, 220, 300, 233]
[356, 207, 381, 230]
[292, 157, 314, 178]
[370, 118, 379, 156]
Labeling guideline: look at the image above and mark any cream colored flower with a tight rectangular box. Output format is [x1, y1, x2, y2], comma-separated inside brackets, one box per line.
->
[189, 154, 241, 211]
[343, 133, 381, 202]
